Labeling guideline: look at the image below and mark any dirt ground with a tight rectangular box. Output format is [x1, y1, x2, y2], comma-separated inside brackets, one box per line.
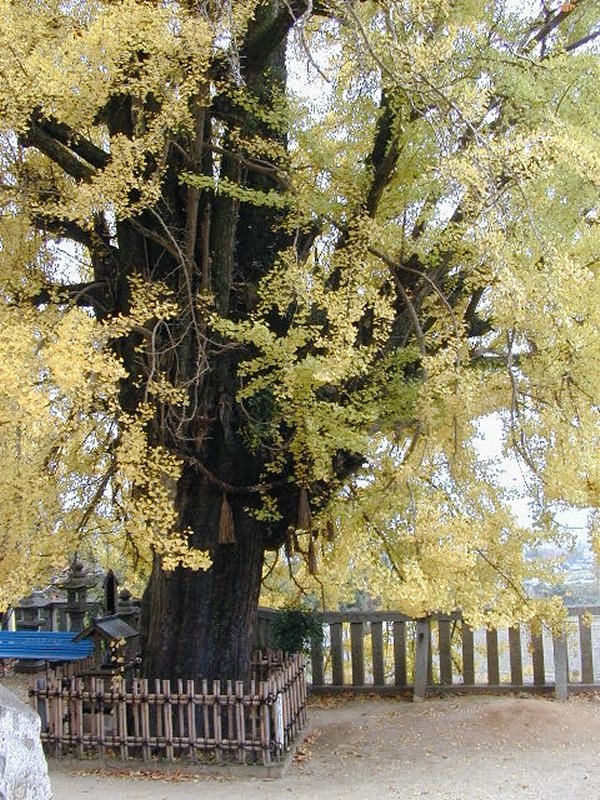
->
[41, 692, 600, 800]
[3, 671, 598, 799]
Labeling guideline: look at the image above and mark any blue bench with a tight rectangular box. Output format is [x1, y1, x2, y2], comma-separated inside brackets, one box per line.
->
[0, 631, 94, 662]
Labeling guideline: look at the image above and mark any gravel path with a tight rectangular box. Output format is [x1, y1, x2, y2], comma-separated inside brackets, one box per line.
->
[47, 694, 600, 799]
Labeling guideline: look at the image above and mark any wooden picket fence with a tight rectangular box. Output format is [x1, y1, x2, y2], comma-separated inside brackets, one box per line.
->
[302, 607, 600, 699]
[30, 651, 307, 765]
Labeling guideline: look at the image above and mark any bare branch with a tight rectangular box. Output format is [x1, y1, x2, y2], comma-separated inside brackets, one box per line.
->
[566, 26, 600, 51]
[29, 280, 111, 309]
[20, 123, 95, 182]
[30, 111, 109, 170]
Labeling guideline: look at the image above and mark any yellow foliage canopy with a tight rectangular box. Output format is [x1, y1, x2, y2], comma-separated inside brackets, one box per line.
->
[0, 0, 597, 628]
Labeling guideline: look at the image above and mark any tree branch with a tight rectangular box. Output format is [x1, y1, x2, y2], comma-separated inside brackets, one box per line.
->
[31, 111, 110, 170]
[33, 214, 96, 248]
[524, 0, 584, 51]
[566, 26, 600, 51]
[20, 121, 95, 182]
[21, 112, 109, 181]
[365, 90, 403, 218]
[241, 1, 328, 73]
[29, 280, 111, 309]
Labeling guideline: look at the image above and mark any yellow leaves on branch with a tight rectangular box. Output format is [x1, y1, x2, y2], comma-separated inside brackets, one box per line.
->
[0, 0, 263, 222]
[115, 410, 211, 574]
[0, 271, 205, 606]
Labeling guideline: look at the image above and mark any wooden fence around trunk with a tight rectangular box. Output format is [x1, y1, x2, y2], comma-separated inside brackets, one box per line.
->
[29, 651, 307, 766]
[255, 606, 600, 699]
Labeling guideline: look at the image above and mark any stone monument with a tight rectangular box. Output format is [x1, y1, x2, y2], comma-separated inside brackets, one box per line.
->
[0, 685, 52, 800]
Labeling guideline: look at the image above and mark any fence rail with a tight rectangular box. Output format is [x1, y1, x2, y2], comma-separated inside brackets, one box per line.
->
[255, 607, 600, 700]
[30, 651, 307, 766]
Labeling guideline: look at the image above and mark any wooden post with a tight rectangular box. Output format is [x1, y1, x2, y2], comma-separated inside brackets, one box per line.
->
[486, 629, 500, 686]
[371, 622, 385, 686]
[310, 633, 324, 687]
[531, 629, 546, 687]
[350, 621, 365, 686]
[553, 629, 569, 701]
[579, 613, 594, 684]
[393, 621, 407, 686]
[235, 680, 245, 764]
[74, 678, 84, 759]
[198, 678, 208, 750]
[140, 679, 151, 762]
[330, 622, 344, 686]
[413, 618, 430, 702]
[438, 619, 452, 686]
[213, 680, 223, 764]
[508, 627, 523, 687]
[461, 623, 475, 686]
[259, 680, 270, 766]
[97, 679, 106, 761]
[187, 679, 196, 763]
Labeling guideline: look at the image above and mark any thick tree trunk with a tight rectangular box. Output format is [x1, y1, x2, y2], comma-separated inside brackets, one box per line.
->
[134, 2, 295, 684]
[140, 483, 266, 683]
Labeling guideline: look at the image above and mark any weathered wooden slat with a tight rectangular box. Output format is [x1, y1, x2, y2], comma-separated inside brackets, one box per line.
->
[213, 680, 223, 763]
[393, 621, 407, 687]
[235, 681, 245, 764]
[154, 679, 163, 750]
[55, 680, 64, 758]
[187, 679, 196, 762]
[226, 680, 234, 753]
[508, 627, 523, 687]
[350, 622, 365, 686]
[579, 614, 594, 684]
[531, 630, 546, 687]
[31, 652, 307, 766]
[371, 622, 385, 686]
[414, 619, 430, 702]
[330, 623, 344, 686]
[259, 680, 270, 766]
[310, 634, 324, 686]
[97, 679, 106, 760]
[438, 619, 452, 686]
[118, 680, 129, 760]
[461, 624, 475, 685]
[73, 678, 83, 759]
[427, 623, 433, 686]
[317, 611, 461, 624]
[140, 679, 151, 762]
[553, 630, 569, 700]
[486, 629, 500, 686]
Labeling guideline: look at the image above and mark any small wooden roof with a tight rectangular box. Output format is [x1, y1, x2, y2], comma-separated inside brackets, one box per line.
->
[74, 615, 139, 642]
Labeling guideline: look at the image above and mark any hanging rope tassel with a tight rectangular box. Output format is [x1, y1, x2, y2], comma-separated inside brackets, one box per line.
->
[218, 492, 236, 544]
[325, 519, 336, 541]
[297, 487, 312, 532]
[308, 534, 318, 575]
[285, 530, 293, 559]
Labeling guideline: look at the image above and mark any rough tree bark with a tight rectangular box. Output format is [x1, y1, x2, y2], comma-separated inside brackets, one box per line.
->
[137, 2, 302, 682]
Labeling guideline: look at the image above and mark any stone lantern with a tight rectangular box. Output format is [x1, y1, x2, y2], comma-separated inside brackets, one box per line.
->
[117, 588, 140, 630]
[57, 558, 97, 632]
[16, 591, 48, 632]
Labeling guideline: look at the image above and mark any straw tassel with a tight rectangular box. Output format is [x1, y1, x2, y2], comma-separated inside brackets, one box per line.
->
[218, 492, 236, 544]
[297, 487, 312, 532]
[285, 531, 293, 559]
[308, 534, 318, 575]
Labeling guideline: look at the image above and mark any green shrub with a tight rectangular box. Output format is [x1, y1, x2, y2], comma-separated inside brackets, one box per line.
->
[270, 603, 322, 655]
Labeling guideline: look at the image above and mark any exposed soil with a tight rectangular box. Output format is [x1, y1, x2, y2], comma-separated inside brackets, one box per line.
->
[2, 671, 597, 798]
[41, 692, 600, 800]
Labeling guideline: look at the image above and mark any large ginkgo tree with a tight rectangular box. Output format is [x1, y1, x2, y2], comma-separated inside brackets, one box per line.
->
[0, 0, 598, 681]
